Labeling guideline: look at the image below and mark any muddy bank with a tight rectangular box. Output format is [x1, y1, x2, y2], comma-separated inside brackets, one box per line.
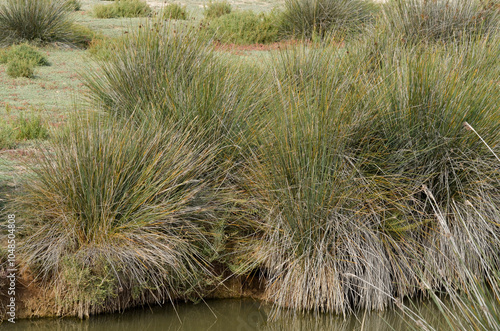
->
[0, 271, 265, 321]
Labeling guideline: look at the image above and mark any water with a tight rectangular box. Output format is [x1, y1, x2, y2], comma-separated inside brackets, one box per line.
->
[2, 298, 452, 331]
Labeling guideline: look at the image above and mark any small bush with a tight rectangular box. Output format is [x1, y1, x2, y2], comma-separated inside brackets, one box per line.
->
[382, 0, 500, 43]
[14, 114, 49, 140]
[93, 0, 151, 18]
[203, 0, 231, 19]
[7, 44, 49, 66]
[280, 0, 376, 39]
[18, 117, 220, 317]
[205, 10, 281, 44]
[67, 24, 96, 48]
[160, 3, 187, 20]
[7, 59, 35, 78]
[242, 34, 500, 314]
[0, 121, 16, 149]
[0, 0, 91, 47]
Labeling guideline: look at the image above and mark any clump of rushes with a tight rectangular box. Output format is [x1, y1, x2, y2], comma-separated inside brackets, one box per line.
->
[87, 36, 119, 60]
[241, 32, 500, 315]
[17, 117, 221, 318]
[366, 36, 500, 215]
[400, 199, 500, 331]
[7, 59, 35, 78]
[83, 21, 264, 165]
[280, 0, 376, 40]
[381, 0, 500, 44]
[0, 0, 92, 47]
[205, 10, 281, 44]
[203, 0, 231, 19]
[93, 0, 152, 18]
[160, 3, 187, 20]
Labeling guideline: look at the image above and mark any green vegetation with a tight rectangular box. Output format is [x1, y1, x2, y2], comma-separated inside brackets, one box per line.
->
[93, 0, 152, 18]
[0, 113, 48, 148]
[203, 0, 232, 19]
[14, 114, 49, 140]
[160, 3, 188, 20]
[17, 117, 221, 317]
[2, 44, 50, 66]
[7, 59, 35, 78]
[0, 0, 92, 46]
[0, 121, 16, 149]
[382, 0, 500, 43]
[1, 0, 500, 326]
[280, 0, 376, 39]
[87, 35, 119, 60]
[82, 21, 263, 165]
[1, 44, 49, 78]
[205, 10, 281, 44]
[64, 0, 81, 11]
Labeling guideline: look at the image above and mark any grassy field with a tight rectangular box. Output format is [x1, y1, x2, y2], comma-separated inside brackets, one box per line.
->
[1, 0, 500, 328]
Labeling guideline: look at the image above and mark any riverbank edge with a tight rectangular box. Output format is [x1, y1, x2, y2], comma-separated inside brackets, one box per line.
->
[0, 271, 266, 321]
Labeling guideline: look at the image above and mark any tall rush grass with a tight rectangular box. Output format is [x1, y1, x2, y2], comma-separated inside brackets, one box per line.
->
[17, 116, 222, 317]
[0, 0, 92, 46]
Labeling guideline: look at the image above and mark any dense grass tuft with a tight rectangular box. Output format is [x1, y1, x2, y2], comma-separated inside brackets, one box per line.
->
[17, 117, 221, 318]
[83, 21, 264, 165]
[242, 45, 383, 314]
[160, 3, 187, 20]
[0, 0, 92, 46]
[64, 0, 81, 11]
[203, 0, 232, 19]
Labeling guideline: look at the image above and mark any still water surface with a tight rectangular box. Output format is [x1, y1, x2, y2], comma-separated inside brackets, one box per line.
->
[5, 298, 447, 331]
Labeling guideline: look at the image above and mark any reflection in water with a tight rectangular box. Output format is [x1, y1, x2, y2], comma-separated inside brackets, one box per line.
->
[4, 298, 450, 331]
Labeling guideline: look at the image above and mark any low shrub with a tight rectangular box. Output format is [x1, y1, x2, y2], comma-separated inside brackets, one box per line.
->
[382, 0, 500, 43]
[7, 59, 35, 78]
[93, 0, 151, 18]
[5, 44, 50, 66]
[87, 36, 119, 60]
[160, 3, 187, 20]
[14, 114, 49, 140]
[205, 10, 281, 44]
[0, 0, 92, 47]
[280, 0, 376, 40]
[240, 34, 500, 314]
[17, 117, 220, 317]
[203, 0, 231, 19]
